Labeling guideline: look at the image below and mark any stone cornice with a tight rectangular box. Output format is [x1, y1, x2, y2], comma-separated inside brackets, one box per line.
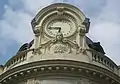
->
[3, 48, 119, 75]
[31, 3, 86, 34]
[33, 3, 85, 24]
[0, 60, 120, 84]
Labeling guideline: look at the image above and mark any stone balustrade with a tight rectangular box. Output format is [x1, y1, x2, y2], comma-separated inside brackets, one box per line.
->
[88, 49, 118, 72]
[3, 48, 118, 74]
[4, 49, 34, 70]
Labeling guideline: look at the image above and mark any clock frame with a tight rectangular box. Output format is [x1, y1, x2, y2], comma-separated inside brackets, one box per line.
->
[43, 15, 77, 38]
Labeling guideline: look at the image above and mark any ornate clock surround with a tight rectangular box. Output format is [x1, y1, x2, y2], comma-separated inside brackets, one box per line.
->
[31, 3, 89, 54]
[31, 3, 86, 36]
[43, 13, 77, 38]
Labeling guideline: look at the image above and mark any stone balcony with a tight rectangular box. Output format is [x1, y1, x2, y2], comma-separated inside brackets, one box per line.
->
[2, 48, 119, 76]
[87, 49, 118, 74]
[3, 49, 34, 72]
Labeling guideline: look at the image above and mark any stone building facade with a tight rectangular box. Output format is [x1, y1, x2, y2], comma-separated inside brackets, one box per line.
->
[0, 3, 120, 84]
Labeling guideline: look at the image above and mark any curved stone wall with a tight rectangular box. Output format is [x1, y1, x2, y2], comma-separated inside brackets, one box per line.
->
[17, 78, 101, 84]
[4, 48, 119, 75]
[0, 60, 120, 84]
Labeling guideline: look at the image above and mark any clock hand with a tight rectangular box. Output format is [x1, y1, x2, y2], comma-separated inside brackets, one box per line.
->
[48, 27, 61, 32]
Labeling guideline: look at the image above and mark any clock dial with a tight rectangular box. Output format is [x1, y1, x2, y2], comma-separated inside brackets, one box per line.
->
[45, 19, 76, 37]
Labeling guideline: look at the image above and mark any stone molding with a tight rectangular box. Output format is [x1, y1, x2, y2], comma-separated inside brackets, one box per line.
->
[31, 3, 87, 36]
[3, 48, 119, 75]
[0, 60, 120, 84]
[31, 3, 86, 28]
[3, 49, 119, 75]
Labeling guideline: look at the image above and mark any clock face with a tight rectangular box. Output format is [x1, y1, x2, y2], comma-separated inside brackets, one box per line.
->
[45, 19, 76, 37]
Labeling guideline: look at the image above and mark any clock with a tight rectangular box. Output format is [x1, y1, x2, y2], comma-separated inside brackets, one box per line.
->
[45, 19, 76, 37]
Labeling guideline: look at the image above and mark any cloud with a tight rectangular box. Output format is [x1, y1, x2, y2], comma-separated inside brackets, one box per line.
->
[0, 0, 55, 64]
[59, 0, 107, 18]
[88, 0, 120, 64]
[21, 0, 55, 15]
[0, 5, 34, 44]
[0, 0, 55, 44]
[54, 0, 120, 64]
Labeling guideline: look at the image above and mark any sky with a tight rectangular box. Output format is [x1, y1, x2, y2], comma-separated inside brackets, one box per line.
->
[0, 0, 120, 65]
